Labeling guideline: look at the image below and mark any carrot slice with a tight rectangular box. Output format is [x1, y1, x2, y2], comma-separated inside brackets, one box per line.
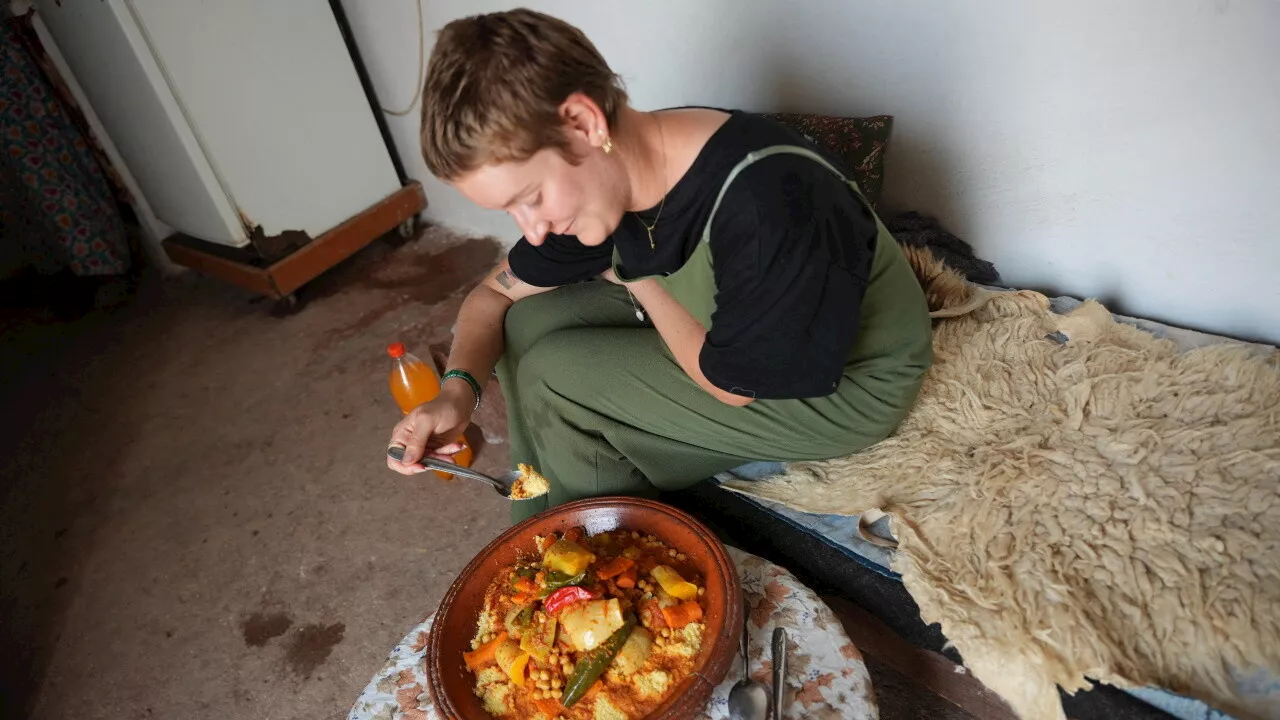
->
[615, 566, 638, 589]
[595, 556, 635, 580]
[463, 631, 509, 671]
[661, 601, 704, 629]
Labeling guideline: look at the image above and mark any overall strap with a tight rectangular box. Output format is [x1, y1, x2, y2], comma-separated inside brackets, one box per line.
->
[700, 144, 858, 245]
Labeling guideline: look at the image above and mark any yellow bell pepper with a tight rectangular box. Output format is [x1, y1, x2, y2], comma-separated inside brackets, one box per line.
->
[508, 652, 531, 686]
[494, 639, 522, 676]
[651, 565, 698, 601]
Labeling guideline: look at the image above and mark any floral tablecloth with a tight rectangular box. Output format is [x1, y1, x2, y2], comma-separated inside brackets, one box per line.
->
[348, 546, 877, 720]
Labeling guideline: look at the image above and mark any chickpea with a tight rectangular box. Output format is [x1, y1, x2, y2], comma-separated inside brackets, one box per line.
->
[677, 552, 687, 561]
[668, 548, 678, 557]
[631, 531, 640, 539]
[552, 689, 563, 699]
[551, 677, 562, 689]
[660, 628, 671, 638]
[537, 679, 549, 690]
[698, 586, 705, 597]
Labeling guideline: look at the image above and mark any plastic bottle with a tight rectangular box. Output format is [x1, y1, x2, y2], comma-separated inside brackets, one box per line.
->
[387, 342, 474, 478]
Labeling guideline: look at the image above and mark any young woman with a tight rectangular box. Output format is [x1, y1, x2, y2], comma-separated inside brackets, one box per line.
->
[386, 9, 932, 522]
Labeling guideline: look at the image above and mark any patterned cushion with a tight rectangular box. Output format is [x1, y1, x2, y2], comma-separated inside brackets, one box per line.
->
[760, 113, 893, 206]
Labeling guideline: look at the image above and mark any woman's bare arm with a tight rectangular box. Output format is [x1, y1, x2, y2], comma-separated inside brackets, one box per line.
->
[387, 258, 554, 472]
[443, 258, 550, 396]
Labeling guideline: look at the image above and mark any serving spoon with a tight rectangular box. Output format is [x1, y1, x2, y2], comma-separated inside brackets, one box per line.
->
[727, 600, 769, 720]
[386, 444, 522, 498]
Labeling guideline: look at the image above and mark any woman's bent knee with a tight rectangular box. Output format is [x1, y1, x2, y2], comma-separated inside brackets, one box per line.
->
[514, 330, 583, 398]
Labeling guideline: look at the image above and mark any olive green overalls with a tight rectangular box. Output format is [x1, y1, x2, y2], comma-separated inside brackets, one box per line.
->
[500, 146, 932, 523]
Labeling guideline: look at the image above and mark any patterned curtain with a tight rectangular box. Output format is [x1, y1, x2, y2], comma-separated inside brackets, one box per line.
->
[0, 14, 129, 277]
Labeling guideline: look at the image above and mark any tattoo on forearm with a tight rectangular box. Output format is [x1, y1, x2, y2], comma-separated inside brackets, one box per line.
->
[495, 270, 518, 290]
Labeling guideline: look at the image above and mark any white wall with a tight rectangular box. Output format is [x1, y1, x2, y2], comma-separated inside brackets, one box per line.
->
[342, 0, 1280, 344]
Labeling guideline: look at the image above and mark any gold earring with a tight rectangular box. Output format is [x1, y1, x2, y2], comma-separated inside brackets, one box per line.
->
[602, 136, 613, 154]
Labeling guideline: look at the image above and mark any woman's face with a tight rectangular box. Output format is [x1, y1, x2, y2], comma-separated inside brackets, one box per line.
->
[454, 142, 625, 248]
[452, 95, 626, 248]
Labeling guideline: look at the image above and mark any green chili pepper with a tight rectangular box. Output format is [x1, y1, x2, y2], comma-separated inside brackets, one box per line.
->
[560, 618, 636, 708]
[542, 570, 586, 593]
[509, 566, 537, 588]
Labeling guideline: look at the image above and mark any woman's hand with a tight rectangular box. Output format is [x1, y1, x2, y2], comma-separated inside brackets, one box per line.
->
[386, 383, 474, 475]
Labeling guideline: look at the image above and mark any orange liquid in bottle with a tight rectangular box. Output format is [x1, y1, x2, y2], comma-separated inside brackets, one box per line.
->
[388, 343, 473, 478]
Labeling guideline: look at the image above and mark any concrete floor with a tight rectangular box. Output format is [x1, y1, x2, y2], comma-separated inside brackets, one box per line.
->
[1, 228, 514, 720]
[1, 227, 974, 720]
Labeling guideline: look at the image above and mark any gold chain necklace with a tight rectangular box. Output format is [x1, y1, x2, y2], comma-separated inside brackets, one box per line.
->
[623, 116, 668, 324]
[632, 116, 668, 251]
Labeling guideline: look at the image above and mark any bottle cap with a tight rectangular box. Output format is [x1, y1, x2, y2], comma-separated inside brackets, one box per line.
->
[387, 342, 406, 358]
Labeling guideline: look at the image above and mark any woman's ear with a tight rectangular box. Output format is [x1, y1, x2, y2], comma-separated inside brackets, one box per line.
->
[559, 92, 609, 149]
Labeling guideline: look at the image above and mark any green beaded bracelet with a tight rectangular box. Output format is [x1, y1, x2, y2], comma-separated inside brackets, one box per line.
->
[441, 369, 482, 412]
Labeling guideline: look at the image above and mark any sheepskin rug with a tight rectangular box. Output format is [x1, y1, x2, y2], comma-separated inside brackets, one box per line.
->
[724, 273, 1280, 719]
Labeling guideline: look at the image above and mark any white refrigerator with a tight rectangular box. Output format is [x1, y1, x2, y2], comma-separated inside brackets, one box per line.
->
[33, 0, 421, 300]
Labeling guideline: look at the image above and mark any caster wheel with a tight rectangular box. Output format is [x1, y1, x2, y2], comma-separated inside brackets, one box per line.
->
[269, 292, 307, 317]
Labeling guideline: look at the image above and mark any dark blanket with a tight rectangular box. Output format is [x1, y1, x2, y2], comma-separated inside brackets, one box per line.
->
[885, 212, 1000, 285]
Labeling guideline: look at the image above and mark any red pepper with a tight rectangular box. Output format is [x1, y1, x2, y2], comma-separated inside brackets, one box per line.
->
[543, 585, 599, 615]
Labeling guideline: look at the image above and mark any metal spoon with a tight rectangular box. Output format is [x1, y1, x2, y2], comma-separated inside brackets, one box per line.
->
[727, 600, 769, 720]
[772, 627, 788, 719]
[386, 444, 521, 498]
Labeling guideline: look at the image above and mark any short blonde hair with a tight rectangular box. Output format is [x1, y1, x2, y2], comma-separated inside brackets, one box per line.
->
[420, 9, 628, 180]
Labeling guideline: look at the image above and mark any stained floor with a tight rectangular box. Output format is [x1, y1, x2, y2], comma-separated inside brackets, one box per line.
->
[1, 227, 975, 720]
[1, 227, 513, 720]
